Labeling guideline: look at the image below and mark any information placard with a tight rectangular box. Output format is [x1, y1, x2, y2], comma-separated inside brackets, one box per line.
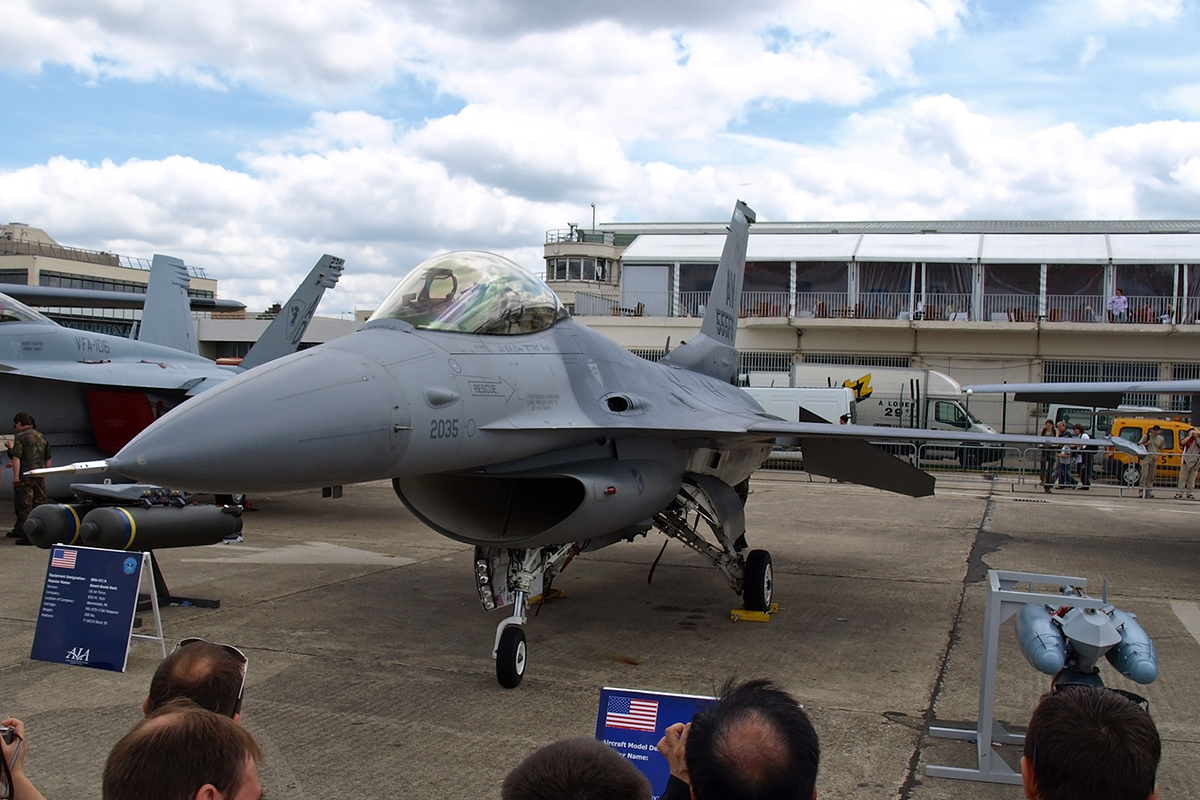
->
[31, 546, 144, 672]
[595, 687, 715, 799]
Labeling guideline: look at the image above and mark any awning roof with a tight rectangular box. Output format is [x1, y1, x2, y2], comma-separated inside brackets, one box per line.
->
[855, 233, 979, 262]
[620, 233, 862, 262]
[617, 231, 1200, 265]
[1109, 234, 1200, 264]
[980, 234, 1109, 264]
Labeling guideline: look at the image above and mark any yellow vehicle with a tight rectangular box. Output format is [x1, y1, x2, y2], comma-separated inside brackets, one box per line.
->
[1107, 418, 1196, 479]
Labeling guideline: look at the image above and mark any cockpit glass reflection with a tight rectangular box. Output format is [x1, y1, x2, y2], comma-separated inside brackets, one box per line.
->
[370, 251, 567, 335]
[0, 293, 54, 324]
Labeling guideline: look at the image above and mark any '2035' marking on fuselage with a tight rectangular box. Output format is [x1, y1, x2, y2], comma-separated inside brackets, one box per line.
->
[430, 419, 460, 439]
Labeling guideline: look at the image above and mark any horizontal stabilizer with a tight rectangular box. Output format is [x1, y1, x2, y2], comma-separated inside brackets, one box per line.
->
[798, 435, 935, 498]
[796, 406, 934, 497]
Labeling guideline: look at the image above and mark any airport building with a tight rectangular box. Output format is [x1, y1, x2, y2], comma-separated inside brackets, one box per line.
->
[0, 222, 357, 358]
[10, 216, 1200, 428]
[545, 219, 1200, 421]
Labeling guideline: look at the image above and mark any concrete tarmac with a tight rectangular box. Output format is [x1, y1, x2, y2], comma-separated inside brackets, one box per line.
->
[2, 474, 1198, 799]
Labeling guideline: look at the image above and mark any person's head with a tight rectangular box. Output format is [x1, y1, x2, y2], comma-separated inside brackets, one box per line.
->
[501, 737, 650, 800]
[103, 700, 264, 800]
[1056, 421, 1067, 433]
[145, 639, 247, 720]
[1150, 425, 1161, 434]
[12, 412, 32, 430]
[1043, 420, 1055, 431]
[1116, 289, 1124, 296]
[685, 679, 819, 800]
[1072, 424, 1084, 435]
[1022, 687, 1160, 800]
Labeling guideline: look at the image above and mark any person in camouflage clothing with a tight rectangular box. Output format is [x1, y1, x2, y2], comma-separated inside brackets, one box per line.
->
[9, 412, 51, 545]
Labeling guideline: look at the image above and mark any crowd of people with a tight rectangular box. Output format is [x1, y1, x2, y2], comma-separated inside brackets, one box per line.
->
[3, 656, 1164, 800]
[1039, 419, 1095, 492]
[1039, 417, 1200, 499]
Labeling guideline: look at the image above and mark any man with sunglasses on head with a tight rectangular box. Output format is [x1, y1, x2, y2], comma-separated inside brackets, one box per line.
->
[1022, 686, 1161, 800]
[145, 638, 248, 721]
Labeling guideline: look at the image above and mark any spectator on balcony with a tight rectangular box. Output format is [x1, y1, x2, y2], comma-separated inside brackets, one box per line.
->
[1108, 289, 1128, 323]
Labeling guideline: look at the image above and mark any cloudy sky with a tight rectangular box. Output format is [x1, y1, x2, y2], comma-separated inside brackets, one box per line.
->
[2, 0, 1199, 313]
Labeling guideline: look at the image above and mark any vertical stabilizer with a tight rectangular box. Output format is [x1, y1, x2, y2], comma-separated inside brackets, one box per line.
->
[239, 255, 345, 370]
[138, 255, 198, 354]
[660, 201, 755, 383]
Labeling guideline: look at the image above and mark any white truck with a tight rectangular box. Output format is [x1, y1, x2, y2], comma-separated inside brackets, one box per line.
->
[742, 386, 855, 424]
[779, 364, 1002, 466]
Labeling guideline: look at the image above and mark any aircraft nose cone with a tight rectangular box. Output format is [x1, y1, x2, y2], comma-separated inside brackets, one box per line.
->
[113, 345, 409, 493]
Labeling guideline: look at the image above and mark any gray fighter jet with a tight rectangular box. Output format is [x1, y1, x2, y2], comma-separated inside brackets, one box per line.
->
[43, 202, 1064, 687]
[2, 254, 344, 498]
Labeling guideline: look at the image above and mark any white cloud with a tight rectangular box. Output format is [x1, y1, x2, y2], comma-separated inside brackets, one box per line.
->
[1080, 34, 1106, 65]
[0, 0, 963, 127]
[1090, 0, 1185, 23]
[4, 96, 1200, 315]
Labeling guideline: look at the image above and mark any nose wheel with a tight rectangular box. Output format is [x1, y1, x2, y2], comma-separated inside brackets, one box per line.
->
[496, 625, 527, 688]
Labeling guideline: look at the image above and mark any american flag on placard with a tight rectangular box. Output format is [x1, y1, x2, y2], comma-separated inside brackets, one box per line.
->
[605, 695, 659, 732]
[51, 548, 77, 569]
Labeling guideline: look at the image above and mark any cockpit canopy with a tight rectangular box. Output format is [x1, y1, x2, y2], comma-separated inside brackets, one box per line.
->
[369, 251, 567, 335]
[0, 293, 53, 325]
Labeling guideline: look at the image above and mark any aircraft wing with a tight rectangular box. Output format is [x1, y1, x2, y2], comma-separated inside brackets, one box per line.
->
[1, 283, 245, 312]
[0, 357, 234, 393]
[480, 411, 1125, 498]
[963, 380, 1200, 407]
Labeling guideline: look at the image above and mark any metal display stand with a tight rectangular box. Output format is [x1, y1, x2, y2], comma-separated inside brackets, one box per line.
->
[926, 569, 1107, 784]
[129, 551, 167, 660]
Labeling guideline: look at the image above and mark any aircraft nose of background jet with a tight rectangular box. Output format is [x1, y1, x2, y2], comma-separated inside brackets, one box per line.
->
[112, 344, 409, 493]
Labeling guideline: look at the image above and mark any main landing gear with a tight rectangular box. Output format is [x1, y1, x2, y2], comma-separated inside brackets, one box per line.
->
[653, 474, 773, 612]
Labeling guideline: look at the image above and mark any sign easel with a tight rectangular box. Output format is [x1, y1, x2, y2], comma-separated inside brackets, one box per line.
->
[32, 546, 166, 671]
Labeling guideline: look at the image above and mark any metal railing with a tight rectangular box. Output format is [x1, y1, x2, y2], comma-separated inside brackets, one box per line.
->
[545, 229, 615, 245]
[571, 286, 1192, 326]
[918, 293, 973, 321]
[574, 292, 620, 316]
[982, 293, 1040, 322]
[1122, 295, 1175, 324]
[0, 239, 207, 278]
[856, 292, 913, 319]
[1044, 295, 1106, 322]
[791, 292, 851, 317]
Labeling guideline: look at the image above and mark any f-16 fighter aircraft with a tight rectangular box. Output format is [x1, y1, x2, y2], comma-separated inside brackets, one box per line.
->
[42, 202, 1073, 687]
[1, 254, 344, 498]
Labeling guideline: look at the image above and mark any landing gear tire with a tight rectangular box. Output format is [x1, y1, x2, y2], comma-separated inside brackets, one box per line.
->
[496, 626, 527, 689]
[743, 549, 773, 612]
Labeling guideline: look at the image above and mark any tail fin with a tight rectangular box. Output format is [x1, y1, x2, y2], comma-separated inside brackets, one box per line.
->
[239, 255, 345, 370]
[660, 201, 754, 383]
[137, 255, 198, 354]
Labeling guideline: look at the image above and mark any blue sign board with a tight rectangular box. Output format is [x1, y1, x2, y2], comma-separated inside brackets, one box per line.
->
[595, 687, 715, 799]
[31, 546, 144, 672]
